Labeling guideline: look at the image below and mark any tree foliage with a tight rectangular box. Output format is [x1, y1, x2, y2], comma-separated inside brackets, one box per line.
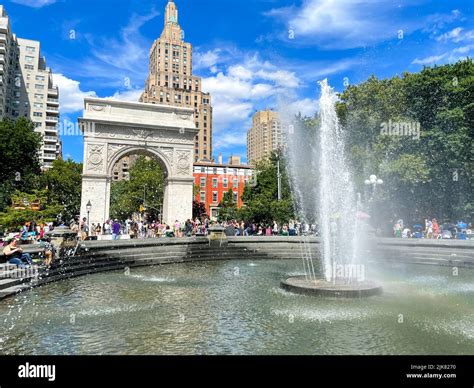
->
[41, 158, 83, 222]
[110, 156, 165, 221]
[192, 200, 207, 220]
[240, 151, 295, 224]
[0, 118, 42, 211]
[0, 189, 62, 230]
[218, 189, 238, 221]
[336, 58, 474, 226]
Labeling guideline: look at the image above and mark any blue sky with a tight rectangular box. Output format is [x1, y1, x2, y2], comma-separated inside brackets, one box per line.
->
[5, 0, 474, 163]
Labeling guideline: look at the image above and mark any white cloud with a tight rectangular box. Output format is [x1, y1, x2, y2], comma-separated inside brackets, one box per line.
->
[412, 54, 447, 65]
[228, 65, 253, 80]
[105, 88, 143, 102]
[453, 45, 474, 54]
[194, 49, 221, 70]
[53, 74, 97, 113]
[90, 11, 159, 77]
[10, 0, 56, 7]
[266, 0, 418, 48]
[436, 27, 474, 43]
[412, 44, 474, 66]
[51, 11, 158, 90]
[255, 69, 299, 88]
[214, 131, 249, 150]
[285, 98, 319, 118]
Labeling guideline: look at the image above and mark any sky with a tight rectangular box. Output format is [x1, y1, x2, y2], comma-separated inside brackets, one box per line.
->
[5, 0, 474, 163]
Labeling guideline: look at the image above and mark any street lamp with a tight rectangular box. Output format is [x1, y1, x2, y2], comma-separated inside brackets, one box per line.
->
[86, 200, 92, 236]
[364, 175, 383, 202]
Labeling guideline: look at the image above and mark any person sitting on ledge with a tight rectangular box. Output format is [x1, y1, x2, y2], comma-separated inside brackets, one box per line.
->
[2, 237, 33, 268]
[165, 225, 175, 238]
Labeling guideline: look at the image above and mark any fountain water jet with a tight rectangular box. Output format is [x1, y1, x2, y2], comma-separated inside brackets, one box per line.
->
[281, 79, 382, 297]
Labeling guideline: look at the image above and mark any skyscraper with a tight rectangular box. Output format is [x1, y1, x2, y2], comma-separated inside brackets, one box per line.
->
[0, 5, 61, 169]
[247, 110, 282, 164]
[140, 0, 213, 162]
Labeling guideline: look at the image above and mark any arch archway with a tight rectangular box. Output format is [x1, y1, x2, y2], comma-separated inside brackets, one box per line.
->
[79, 98, 197, 227]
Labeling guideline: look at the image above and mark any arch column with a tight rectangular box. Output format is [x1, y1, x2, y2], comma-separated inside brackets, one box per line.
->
[80, 174, 111, 227]
[162, 177, 194, 225]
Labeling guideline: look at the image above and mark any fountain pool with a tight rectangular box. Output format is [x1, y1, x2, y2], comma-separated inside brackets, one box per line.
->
[1, 259, 473, 355]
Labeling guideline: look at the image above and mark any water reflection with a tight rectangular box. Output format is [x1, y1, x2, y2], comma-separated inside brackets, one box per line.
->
[0, 260, 473, 355]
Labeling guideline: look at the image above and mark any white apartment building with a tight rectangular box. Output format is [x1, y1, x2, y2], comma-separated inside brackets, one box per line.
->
[0, 6, 61, 169]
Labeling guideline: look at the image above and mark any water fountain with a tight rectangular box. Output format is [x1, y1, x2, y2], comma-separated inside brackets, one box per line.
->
[281, 79, 382, 297]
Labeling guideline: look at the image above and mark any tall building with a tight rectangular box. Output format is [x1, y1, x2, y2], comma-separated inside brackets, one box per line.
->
[17, 38, 61, 168]
[140, 0, 213, 162]
[0, 5, 19, 119]
[0, 6, 61, 169]
[112, 154, 149, 182]
[247, 110, 282, 164]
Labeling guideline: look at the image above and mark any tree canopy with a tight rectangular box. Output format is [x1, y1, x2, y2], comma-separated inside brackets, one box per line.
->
[336, 58, 474, 227]
[240, 151, 295, 225]
[110, 155, 165, 221]
[0, 118, 42, 211]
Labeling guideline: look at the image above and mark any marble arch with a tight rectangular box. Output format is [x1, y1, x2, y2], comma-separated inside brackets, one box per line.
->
[79, 97, 197, 226]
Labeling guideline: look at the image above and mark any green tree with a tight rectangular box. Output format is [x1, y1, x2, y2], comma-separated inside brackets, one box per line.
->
[240, 151, 294, 224]
[218, 189, 238, 221]
[0, 118, 42, 211]
[336, 58, 474, 226]
[0, 189, 62, 230]
[41, 158, 83, 222]
[192, 200, 207, 219]
[110, 156, 165, 221]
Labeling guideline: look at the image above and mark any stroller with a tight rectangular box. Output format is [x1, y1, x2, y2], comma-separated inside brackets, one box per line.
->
[412, 224, 423, 238]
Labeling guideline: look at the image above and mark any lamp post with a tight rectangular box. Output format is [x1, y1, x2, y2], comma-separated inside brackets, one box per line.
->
[364, 175, 383, 202]
[86, 200, 92, 236]
[277, 157, 282, 201]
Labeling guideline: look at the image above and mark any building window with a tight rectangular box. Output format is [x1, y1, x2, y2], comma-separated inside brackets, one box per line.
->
[200, 177, 206, 187]
[233, 179, 238, 188]
[212, 178, 218, 188]
[212, 192, 218, 203]
[24, 64, 34, 70]
[200, 191, 206, 202]
[33, 112, 43, 117]
[223, 178, 228, 188]
[35, 84, 44, 90]
[233, 192, 238, 202]
[25, 46, 35, 53]
[25, 56, 34, 63]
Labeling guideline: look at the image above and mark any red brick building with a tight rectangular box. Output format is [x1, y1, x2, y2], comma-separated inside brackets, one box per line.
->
[193, 156, 254, 220]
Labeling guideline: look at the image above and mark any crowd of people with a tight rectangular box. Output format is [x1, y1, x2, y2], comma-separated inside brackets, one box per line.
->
[1, 221, 57, 268]
[72, 217, 320, 241]
[393, 218, 472, 239]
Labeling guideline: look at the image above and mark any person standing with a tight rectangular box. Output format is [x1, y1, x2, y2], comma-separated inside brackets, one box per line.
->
[432, 218, 440, 239]
[80, 217, 89, 241]
[112, 219, 121, 240]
